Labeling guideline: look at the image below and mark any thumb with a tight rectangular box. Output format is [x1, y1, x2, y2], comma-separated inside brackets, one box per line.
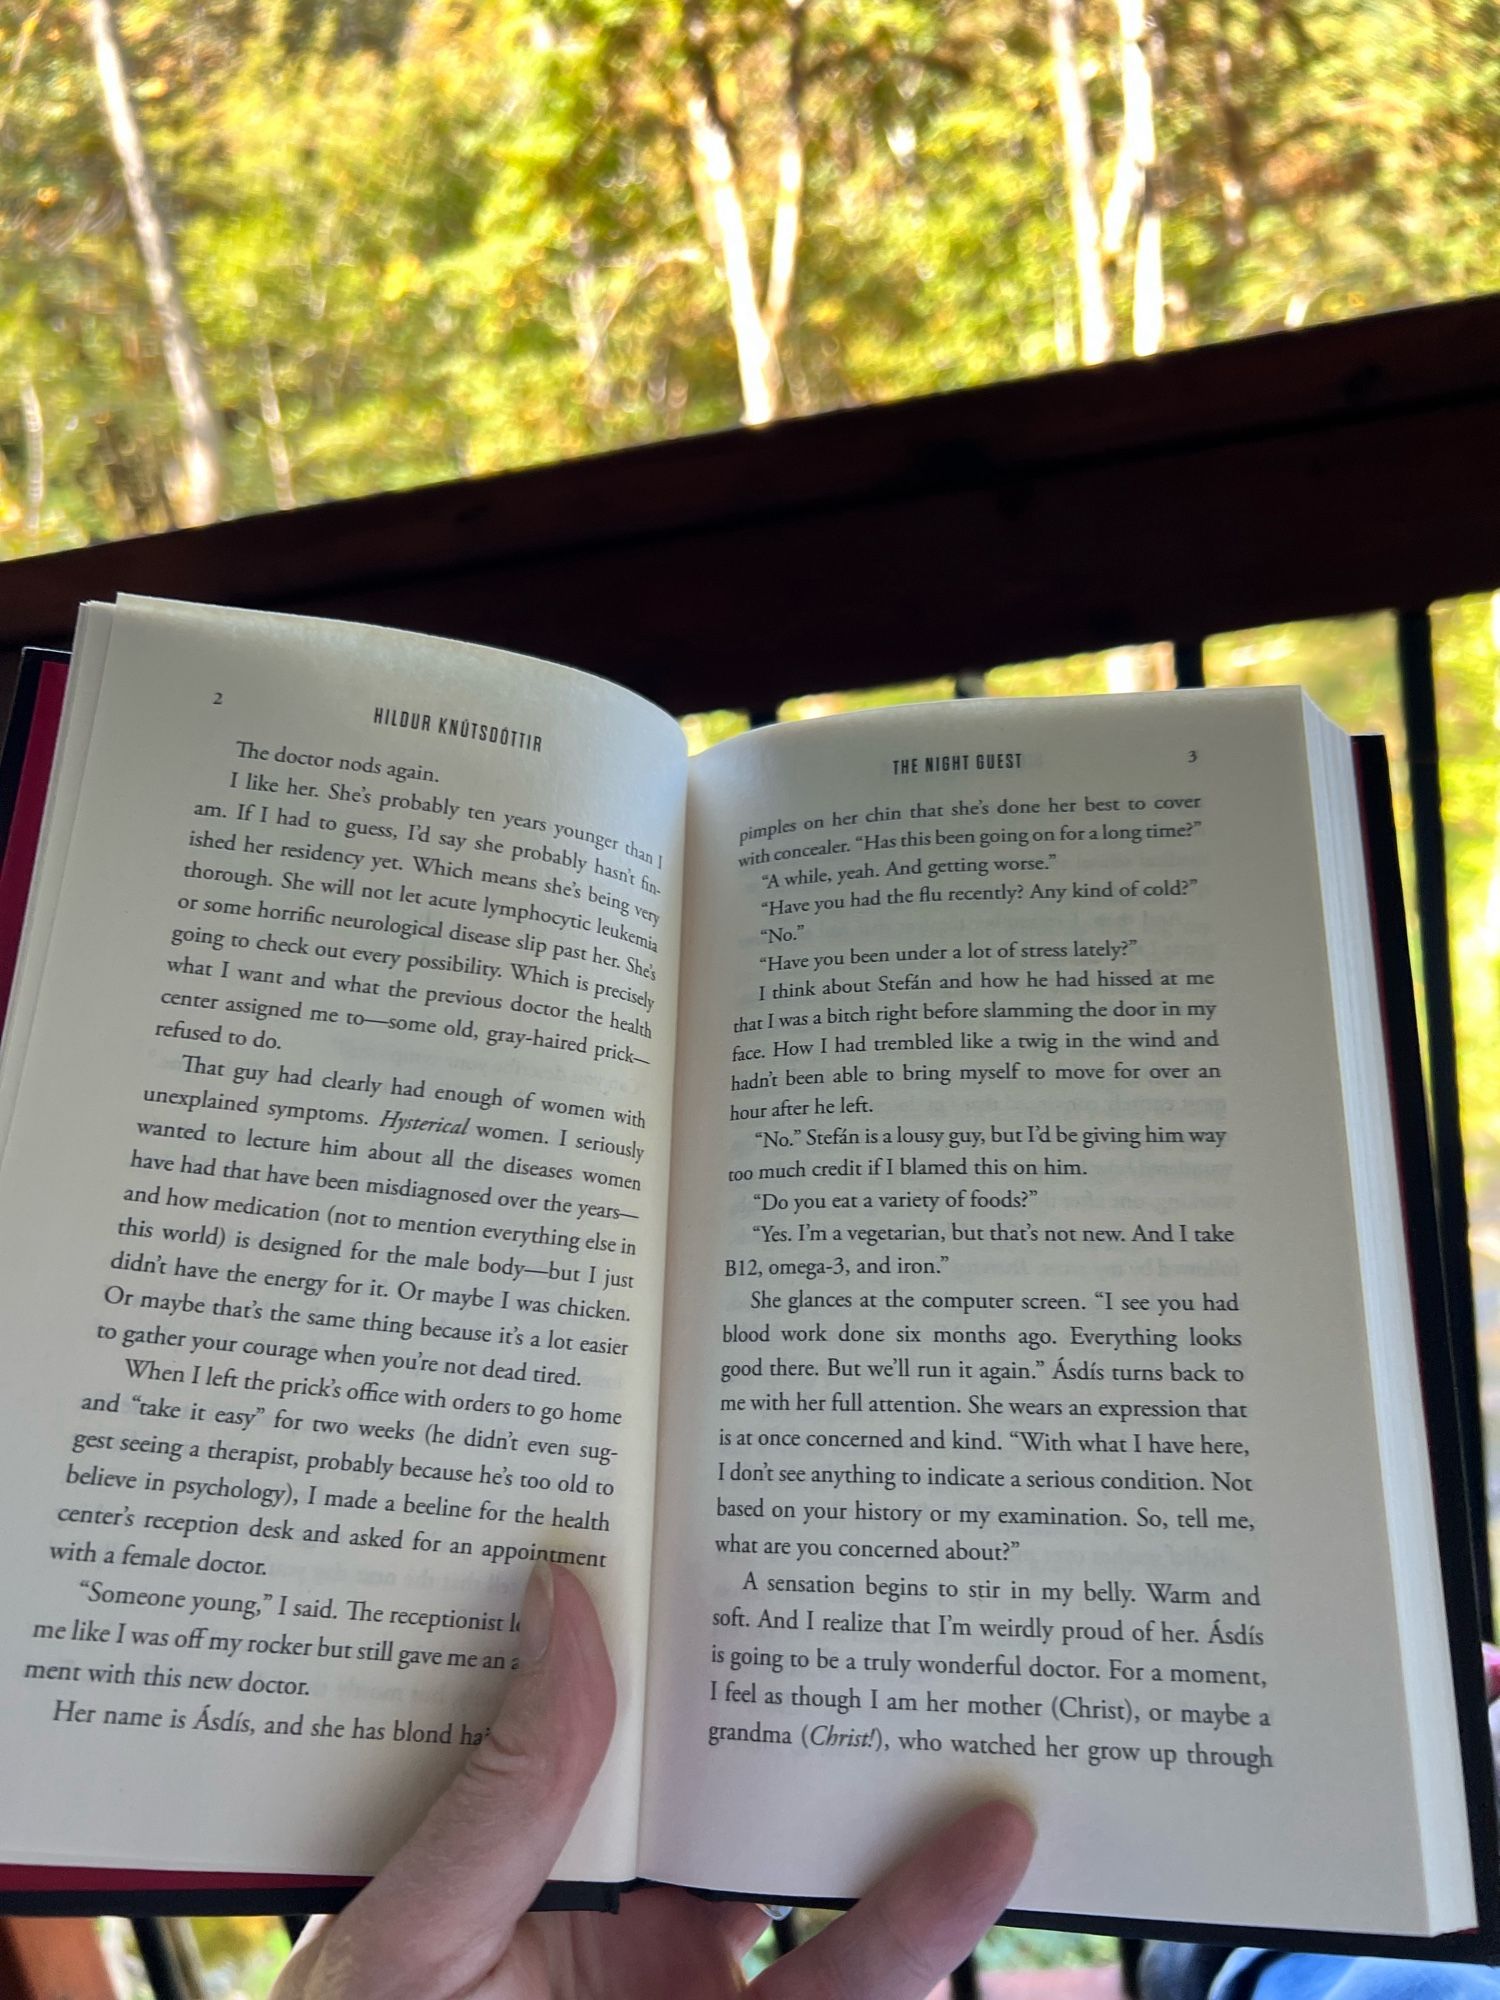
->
[307, 1564, 616, 2000]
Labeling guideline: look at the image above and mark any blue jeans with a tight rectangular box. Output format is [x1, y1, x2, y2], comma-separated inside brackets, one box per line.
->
[1218, 1953, 1500, 1998]
[1140, 1941, 1500, 2000]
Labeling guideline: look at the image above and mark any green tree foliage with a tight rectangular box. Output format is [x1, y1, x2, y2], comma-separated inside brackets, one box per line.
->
[10, 0, 1500, 545]
[1, 1, 1498, 1227]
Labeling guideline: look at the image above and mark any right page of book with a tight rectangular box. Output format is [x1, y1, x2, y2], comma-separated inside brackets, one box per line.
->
[642, 687, 1470, 1937]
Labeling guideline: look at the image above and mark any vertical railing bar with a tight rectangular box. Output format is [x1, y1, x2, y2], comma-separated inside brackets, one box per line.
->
[131, 1918, 192, 2000]
[1172, 637, 1205, 689]
[1396, 606, 1493, 1633]
[949, 1951, 981, 1999]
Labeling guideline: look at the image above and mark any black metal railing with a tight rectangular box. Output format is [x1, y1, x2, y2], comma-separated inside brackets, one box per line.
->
[6, 289, 1498, 2000]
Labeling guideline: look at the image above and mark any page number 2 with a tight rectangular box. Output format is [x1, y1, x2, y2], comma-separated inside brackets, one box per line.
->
[213, 691, 223, 705]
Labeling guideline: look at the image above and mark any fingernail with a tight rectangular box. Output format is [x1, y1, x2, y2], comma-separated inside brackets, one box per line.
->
[518, 1560, 555, 1665]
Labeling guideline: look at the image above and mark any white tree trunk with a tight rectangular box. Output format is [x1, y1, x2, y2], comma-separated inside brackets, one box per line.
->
[681, 0, 807, 427]
[684, 82, 780, 426]
[1101, 0, 1164, 354]
[762, 0, 806, 349]
[1105, 642, 1172, 692]
[256, 342, 296, 510]
[1480, 595, 1500, 971]
[19, 375, 44, 542]
[1048, 0, 1114, 365]
[1210, 6, 1251, 254]
[1130, 4, 1165, 355]
[86, 0, 224, 526]
[1133, 202, 1164, 355]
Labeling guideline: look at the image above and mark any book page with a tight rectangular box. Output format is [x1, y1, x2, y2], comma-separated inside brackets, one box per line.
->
[642, 689, 1462, 1936]
[0, 598, 685, 1881]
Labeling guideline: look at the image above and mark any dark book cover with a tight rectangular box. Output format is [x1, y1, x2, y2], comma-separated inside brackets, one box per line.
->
[0, 648, 64, 868]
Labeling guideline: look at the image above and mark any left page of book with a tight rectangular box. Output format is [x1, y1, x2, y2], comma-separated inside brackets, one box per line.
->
[0, 597, 686, 1882]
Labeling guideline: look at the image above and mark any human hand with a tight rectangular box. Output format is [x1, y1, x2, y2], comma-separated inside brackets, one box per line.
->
[272, 1562, 1035, 2000]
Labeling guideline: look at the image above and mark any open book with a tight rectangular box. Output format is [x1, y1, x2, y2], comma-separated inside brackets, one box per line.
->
[0, 596, 1494, 1954]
